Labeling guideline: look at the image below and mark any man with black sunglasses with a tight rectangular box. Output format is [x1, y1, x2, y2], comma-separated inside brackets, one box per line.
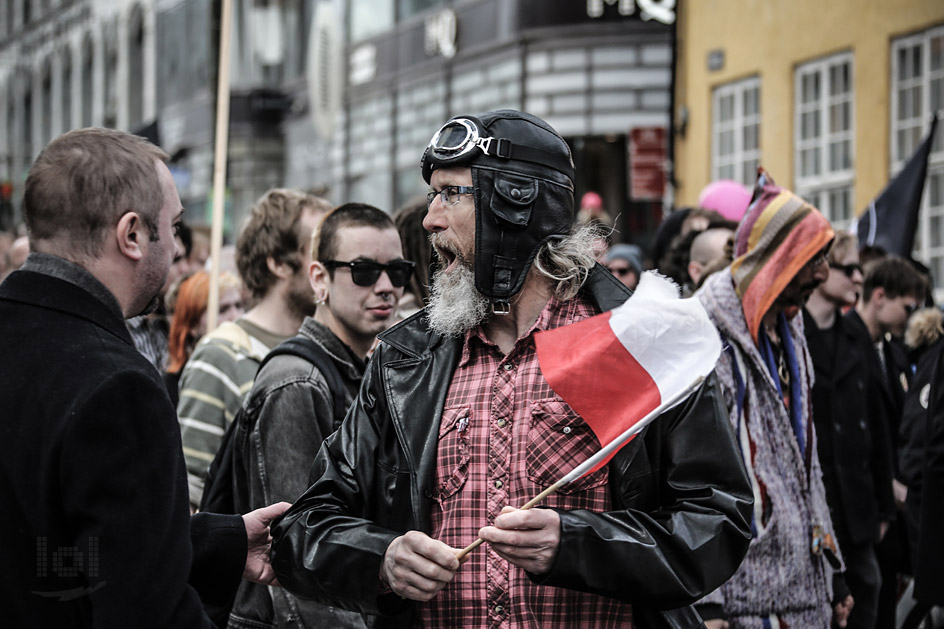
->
[270, 110, 752, 627]
[229, 203, 409, 628]
[804, 232, 894, 629]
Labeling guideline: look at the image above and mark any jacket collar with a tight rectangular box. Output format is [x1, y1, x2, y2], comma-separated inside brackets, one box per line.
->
[0, 266, 133, 346]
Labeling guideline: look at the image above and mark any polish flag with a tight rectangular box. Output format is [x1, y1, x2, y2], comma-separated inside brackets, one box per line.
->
[535, 271, 722, 482]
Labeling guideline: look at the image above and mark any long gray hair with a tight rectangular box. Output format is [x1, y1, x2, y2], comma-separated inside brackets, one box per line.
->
[532, 222, 609, 302]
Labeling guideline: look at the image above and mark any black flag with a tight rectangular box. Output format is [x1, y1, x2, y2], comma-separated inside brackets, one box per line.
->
[855, 114, 939, 256]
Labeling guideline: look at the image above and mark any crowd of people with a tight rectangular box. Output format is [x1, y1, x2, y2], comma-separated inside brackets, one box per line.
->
[1, 108, 942, 629]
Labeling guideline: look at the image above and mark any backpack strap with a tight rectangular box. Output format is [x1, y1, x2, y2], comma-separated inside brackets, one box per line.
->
[262, 335, 348, 429]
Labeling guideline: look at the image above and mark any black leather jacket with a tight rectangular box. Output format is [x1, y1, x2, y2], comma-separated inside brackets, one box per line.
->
[271, 266, 753, 628]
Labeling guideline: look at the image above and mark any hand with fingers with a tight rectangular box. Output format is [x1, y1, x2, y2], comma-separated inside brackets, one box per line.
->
[381, 531, 461, 601]
[243, 501, 292, 585]
[477, 506, 561, 575]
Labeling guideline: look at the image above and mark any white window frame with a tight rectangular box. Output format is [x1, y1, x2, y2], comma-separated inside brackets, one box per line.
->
[711, 76, 761, 187]
[794, 52, 855, 228]
[891, 24, 944, 299]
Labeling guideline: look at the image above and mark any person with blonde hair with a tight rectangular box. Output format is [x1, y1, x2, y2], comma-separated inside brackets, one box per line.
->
[164, 270, 244, 406]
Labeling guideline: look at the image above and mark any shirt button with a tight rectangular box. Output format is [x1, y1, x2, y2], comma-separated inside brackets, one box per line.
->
[494, 480, 503, 489]
[495, 605, 504, 614]
[562, 426, 572, 434]
[496, 418, 507, 428]
[503, 363, 514, 371]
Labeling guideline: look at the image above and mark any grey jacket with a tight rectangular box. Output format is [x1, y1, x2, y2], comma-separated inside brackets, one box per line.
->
[229, 318, 371, 629]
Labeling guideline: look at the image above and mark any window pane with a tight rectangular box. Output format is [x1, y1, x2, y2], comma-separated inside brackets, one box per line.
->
[720, 129, 734, 155]
[743, 123, 758, 150]
[719, 94, 734, 122]
[932, 215, 943, 248]
[829, 62, 849, 95]
[720, 164, 735, 180]
[744, 86, 759, 115]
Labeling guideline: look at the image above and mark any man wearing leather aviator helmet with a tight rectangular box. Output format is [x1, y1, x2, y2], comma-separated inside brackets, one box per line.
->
[271, 110, 752, 627]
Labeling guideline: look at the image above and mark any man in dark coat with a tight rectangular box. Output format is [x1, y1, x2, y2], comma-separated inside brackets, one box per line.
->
[803, 233, 895, 629]
[0, 128, 288, 628]
[270, 110, 753, 627]
[849, 255, 927, 628]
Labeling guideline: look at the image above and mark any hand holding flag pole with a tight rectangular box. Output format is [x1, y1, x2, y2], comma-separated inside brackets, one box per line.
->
[455, 272, 722, 562]
[455, 375, 707, 561]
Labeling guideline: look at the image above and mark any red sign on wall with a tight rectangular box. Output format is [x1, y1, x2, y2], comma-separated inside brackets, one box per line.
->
[629, 127, 667, 200]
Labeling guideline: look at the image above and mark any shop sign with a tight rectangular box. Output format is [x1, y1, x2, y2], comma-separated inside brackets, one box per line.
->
[425, 9, 457, 59]
[587, 0, 675, 24]
[629, 127, 667, 200]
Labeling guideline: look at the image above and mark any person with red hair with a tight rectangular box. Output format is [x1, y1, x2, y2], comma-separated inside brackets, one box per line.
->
[165, 270, 244, 405]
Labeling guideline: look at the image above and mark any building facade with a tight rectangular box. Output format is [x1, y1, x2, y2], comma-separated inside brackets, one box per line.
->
[3, 0, 676, 248]
[0, 0, 157, 230]
[673, 0, 944, 293]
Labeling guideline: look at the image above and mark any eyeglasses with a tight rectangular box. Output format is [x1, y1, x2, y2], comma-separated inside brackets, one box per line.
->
[829, 262, 863, 278]
[427, 185, 475, 208]
[322, 259, 416, 287]
[804, 249, 829, 271]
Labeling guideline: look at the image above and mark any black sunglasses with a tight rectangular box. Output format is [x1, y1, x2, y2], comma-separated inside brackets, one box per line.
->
[322, 259, 415, 287]
[829, 262, 863, 278]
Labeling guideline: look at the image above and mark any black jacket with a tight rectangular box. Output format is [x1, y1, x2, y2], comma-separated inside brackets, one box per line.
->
[803, 309, 895, 547]
[0, 263, 246, 628]
[271, 266, 753, 627]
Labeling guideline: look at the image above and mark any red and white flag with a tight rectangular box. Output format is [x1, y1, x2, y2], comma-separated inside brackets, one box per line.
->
[535, 271, 722, 483]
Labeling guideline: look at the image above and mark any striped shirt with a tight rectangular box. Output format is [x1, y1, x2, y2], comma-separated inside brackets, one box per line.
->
[416, 293, 633, 628]
[176, 318, 287, 509]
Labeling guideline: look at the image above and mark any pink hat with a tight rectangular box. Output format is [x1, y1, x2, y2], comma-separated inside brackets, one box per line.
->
[698, 180, 751, 222]
[580, 191, 603, 211]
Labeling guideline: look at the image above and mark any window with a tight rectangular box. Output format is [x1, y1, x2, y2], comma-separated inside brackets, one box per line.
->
[711, 77, 761, 187]
[794, 52, 855, 227]
[350, 0, 394, 42]
[128, 8, 145, 128]
[891, 25, 944, 296]
[81, 35, 94, 127]
[61, 48, 72, 132]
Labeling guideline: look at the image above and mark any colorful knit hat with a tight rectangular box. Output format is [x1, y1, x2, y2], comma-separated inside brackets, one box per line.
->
[730, 182, 834, 342]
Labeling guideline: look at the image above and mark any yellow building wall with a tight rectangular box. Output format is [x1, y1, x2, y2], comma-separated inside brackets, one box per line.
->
[675, 0, 944, 209]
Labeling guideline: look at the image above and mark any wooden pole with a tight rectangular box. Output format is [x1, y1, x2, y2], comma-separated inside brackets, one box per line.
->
[206, 0, 234, 332]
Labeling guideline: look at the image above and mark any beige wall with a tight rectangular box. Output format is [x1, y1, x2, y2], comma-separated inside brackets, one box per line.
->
[674, 0, 944, 208]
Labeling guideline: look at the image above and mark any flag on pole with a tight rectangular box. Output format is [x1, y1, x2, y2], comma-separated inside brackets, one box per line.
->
[534, 271, 722, 478]
[853, 114, 939, 257]
[455, 272, 722, 560]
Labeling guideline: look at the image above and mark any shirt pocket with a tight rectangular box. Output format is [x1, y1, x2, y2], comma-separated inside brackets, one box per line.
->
[527, 398, 608, 494]
[435, 405, 472, 503]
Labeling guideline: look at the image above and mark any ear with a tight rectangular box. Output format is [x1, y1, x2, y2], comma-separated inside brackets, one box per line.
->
[687, 260, 701, 285]
[309, 260, 328, 302]
[266, 255, 294, 281]
[115, 211, 146, 261]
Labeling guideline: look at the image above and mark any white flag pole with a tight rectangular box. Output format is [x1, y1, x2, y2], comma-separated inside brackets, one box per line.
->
[455, 376, 706, 561]
[206, 0, 233, 333]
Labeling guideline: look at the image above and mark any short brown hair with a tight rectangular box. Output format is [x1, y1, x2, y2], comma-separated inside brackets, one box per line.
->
[861, 255, 927, 303]
[314, 202, 397, 264]
[24, 127, 168, 259]
[235, 189, 332, 299]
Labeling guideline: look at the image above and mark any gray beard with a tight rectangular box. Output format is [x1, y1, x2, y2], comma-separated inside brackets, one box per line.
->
[426, 261, 490, 338]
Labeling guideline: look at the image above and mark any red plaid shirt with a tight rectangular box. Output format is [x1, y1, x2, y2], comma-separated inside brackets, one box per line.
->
[416, 294, 633, 628]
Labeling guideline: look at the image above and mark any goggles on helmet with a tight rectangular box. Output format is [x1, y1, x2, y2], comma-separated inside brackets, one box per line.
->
[428, 118, 507, 161]
[423, 116, 574, 178]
